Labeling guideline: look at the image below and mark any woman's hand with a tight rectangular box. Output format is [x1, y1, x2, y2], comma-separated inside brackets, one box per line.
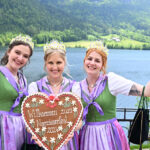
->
[64, 132, 74, 145]
[75, 120, 83, 131]
[27, 128, 42, 147]
[145, 81, 150, 97]
[32, 135, 42, 147]
[63, 120, 82, 144]
[63, 120, 83, 145]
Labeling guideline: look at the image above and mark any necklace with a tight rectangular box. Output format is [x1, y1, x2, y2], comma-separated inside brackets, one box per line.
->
[90, 84, 96, 88]
[86, 79, 97, 88]
[14, 76, 18, 80]
[88, 83, 97, 88]
[48, 77, 63, 88]
[13, 74, 19, 83]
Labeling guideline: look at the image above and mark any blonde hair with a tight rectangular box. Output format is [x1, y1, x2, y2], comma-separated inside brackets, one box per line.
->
[43, 40, 72, 78]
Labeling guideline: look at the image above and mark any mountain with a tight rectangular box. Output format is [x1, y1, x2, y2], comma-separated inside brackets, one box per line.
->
[0, 0, 150, 44]
[0, 0, 85, 35]
[52, 0, 150, 36]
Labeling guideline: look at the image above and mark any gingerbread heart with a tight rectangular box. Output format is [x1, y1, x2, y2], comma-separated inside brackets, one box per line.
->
[21, 92, 83, 150]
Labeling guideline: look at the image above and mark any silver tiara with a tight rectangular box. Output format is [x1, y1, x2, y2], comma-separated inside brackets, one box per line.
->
[10, 34, 34, 49]
[43, 40, 66, 54]
[87, 41, 109, 55]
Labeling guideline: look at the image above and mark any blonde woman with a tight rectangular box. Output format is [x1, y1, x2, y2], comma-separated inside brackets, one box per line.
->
[28, 40, 82, 150]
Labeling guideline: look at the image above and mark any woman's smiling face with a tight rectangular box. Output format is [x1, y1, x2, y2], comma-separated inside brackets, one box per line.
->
[45, 52, 65, 79]
[84, 51, 103, 76]
[6, 44, 31, 72]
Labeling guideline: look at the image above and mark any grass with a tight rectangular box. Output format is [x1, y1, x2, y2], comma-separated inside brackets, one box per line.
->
[36, 40, 92, 49]
[64, 39, 150, 50]
[64, 40, 90, 48]
[130, 143, 150, 149]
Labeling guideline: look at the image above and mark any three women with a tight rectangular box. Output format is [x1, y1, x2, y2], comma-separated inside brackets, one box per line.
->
[1, 37, 149, 150]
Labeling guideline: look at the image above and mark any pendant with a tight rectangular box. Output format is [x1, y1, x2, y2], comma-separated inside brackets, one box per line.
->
[90, 84, 94, 88]
[89, 84, 96, 88]
[53, 84, 58, 88]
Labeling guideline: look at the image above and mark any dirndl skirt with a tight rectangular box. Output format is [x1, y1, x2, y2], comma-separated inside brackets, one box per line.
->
[79, 118, 130, 150]
[0, 111, 32, 150]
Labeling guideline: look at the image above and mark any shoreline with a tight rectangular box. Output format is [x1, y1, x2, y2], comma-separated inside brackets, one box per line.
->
[1, 40, 150, 50]
[35, 40, 150, 50]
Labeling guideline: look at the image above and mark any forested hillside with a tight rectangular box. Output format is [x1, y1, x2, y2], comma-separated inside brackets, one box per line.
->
[0, 0, 150, 49]
[0, 0, 85, 34]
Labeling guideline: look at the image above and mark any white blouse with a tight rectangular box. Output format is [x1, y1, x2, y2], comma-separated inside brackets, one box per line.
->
[28, 79, 81, 97]
[28, 72, 134, 97]
[107, 72, 134, 96]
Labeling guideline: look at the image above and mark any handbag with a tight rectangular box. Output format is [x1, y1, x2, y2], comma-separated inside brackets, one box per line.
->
[128, 86, 149, 145]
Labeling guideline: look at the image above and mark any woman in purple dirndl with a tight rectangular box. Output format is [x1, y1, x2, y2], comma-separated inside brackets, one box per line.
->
[28, 40, 82, 150]
[0, 35, 34, 150]
[79, 42, 150, 150]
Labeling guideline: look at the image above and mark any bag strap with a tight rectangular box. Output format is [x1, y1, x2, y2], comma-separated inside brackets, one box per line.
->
[138, 86, 148, 109]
